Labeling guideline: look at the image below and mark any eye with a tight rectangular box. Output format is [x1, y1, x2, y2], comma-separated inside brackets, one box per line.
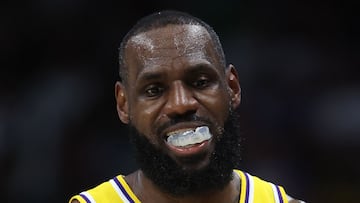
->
[193, 76, 210, 89]
[145, 85, 164, 97]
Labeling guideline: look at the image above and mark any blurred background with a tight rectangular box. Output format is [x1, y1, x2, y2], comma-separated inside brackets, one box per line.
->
[1, 0, 358, 202]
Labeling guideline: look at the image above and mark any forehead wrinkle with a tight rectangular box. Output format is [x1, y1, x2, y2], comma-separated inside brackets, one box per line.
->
[141, 51, 213, 71]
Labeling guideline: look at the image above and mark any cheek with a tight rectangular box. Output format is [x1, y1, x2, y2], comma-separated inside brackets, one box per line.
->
[197, 90, 230, 124]
[131, 101, 163, 138]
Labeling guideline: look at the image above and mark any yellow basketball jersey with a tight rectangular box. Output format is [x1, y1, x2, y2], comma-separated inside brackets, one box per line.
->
[69, 170, 288, 203]
[234, 170, 288, 203]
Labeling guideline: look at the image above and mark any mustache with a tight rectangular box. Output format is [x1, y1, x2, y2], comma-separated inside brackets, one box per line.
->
[156, 114, 214, 136]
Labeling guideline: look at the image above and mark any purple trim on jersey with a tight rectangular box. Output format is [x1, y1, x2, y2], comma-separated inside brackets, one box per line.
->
[276, 185, 284, 203]
[113, 177, 134, 203]
[244, 172, 250, 203]
[80, 194, 91, 203]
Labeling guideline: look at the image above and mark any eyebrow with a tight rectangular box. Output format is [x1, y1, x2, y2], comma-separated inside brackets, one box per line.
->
[136, 62, 219, 84]
[185, 63, 218, 74]
[135, 69, 166, 86]
[138, 71, 165, 82]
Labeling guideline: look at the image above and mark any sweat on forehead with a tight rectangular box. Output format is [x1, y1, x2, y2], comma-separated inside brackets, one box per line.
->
[128, 24, 209, 55]
[118, 10, 226, 83]
[122, 24, 223, 85]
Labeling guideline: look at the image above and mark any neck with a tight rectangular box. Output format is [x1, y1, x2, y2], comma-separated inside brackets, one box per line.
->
[125, 170, 241, 203]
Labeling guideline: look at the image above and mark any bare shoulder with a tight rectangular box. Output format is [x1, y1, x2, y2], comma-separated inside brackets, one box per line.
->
[287, 195, 306, 203]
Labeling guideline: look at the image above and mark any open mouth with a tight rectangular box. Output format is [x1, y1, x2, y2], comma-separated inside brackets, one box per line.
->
[165, 126, 212, 148]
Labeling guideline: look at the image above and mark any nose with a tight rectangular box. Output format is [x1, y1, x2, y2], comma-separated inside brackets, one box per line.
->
[163, 81, 198, 118]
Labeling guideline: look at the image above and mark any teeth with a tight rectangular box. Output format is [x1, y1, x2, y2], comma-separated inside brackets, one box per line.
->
[167, 126, 212, 147]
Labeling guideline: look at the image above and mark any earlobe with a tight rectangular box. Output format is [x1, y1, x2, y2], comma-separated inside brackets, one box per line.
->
[226, 64, 241, 109]
[115, 81, 130, 124]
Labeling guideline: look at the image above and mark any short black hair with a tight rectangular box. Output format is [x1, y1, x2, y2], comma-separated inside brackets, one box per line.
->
[118, 10, 226, 83]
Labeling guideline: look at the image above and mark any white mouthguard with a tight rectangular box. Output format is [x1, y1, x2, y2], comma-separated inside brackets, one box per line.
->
[167, 126, 212, 147]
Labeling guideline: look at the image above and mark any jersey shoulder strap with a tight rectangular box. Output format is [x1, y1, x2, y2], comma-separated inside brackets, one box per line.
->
[234, 169, 288, 203]
[69, 175, 141, 203]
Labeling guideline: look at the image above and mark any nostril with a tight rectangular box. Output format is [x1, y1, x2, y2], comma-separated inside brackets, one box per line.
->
[168, 110, 197, 122]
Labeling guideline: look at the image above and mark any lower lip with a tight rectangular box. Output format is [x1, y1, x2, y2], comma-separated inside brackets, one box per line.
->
[165, 139, 211, 157]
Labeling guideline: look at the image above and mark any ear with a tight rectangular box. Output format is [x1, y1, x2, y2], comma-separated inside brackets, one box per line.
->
[115, 81, 130, 124]
[226, 64, 241, 109]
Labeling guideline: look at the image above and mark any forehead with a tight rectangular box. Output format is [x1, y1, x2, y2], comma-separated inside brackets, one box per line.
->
[129, 24, 209, 52]
[124, 24, 221, 81]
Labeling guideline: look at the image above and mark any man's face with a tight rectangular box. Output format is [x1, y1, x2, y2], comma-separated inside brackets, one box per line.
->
[118, 24, 239, 170]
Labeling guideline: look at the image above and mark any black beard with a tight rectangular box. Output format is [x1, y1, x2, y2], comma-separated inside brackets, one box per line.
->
[128, 110, 242, 196]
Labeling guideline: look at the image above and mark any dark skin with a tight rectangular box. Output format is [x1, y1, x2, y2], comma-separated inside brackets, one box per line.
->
[118, 25, 239, 169]
[71, 24, 302, 203]
[116, 24, 241, 203]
